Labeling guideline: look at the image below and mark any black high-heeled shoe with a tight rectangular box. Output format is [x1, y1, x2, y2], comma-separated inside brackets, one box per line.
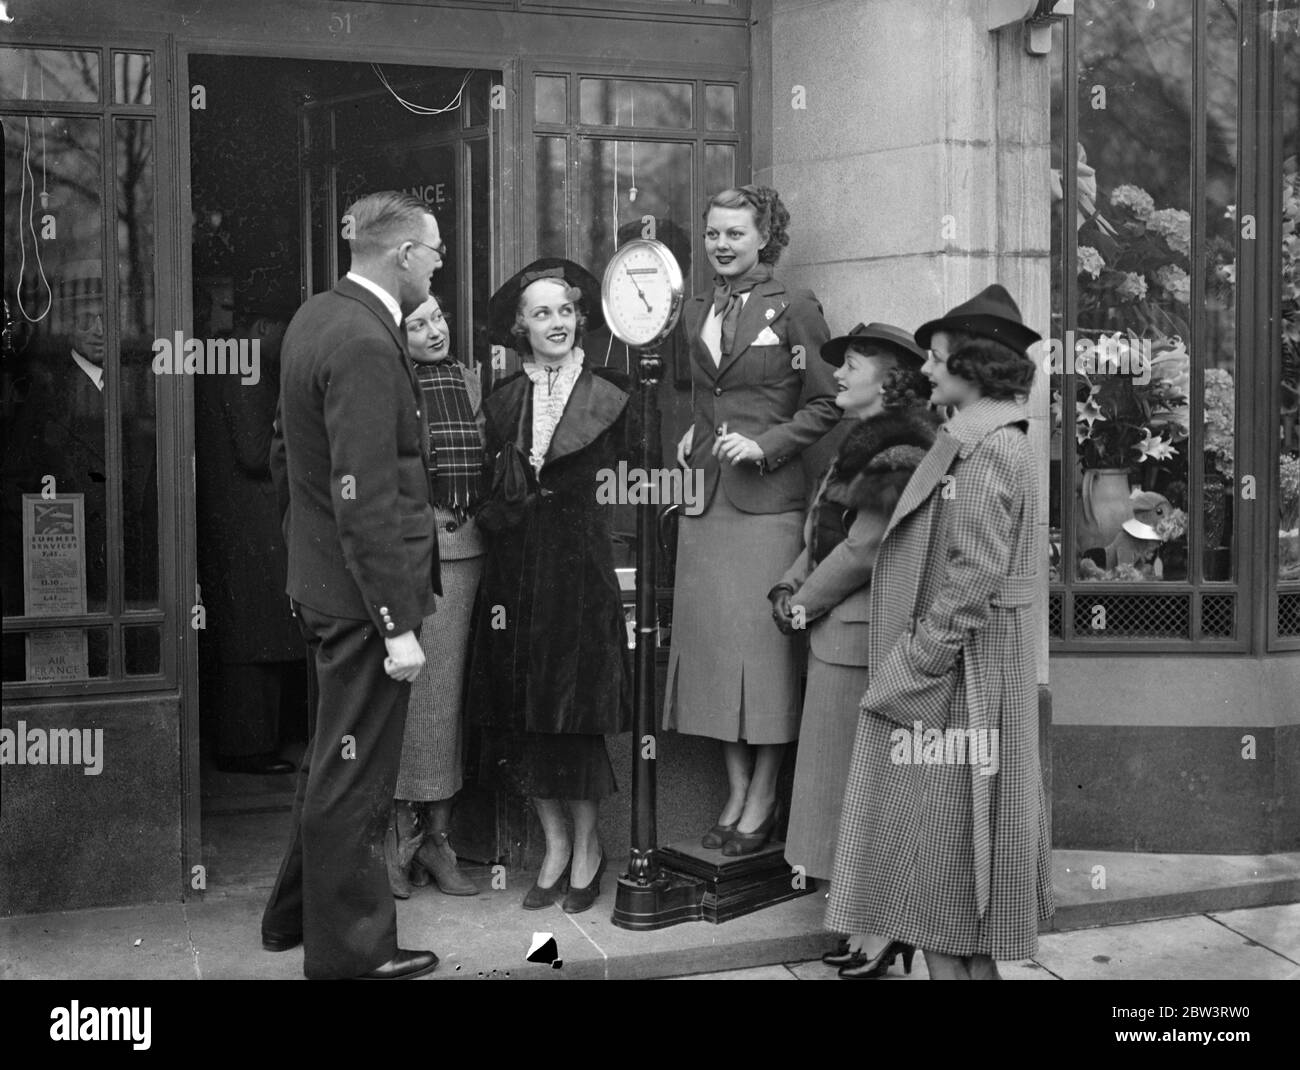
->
[838, 940, 915, 979]
[821, 939, 867, 968]
[522, 859, 571, 910]
[721, 802, 780, 857]
[701, 821, 739, 849]
[561, 852, 606, 914]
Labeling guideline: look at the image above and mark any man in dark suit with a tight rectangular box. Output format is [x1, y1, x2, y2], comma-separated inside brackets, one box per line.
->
[261, 191, 444, 980]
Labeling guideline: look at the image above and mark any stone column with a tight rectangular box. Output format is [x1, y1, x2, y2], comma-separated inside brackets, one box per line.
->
[751, 0, 1053, 685]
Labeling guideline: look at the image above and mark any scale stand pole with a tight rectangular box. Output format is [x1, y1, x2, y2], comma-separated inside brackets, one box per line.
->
[627, 346, 661, 882]
[612, 347, 707, 930]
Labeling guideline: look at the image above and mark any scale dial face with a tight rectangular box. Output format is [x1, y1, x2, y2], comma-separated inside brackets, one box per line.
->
[601, 239, 685, 349]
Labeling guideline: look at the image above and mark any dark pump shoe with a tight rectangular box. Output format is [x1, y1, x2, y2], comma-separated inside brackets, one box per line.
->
[838, 940, 915, 979]
[357, 948, 439, 980]
[821, 939, 866, 968]
[561, 853, 607, 915]
[700, 821, 738, 849]
[721, 804, 780, 857]
[216, 752, 295, 775]
[522, 861, 571, 910]
[261, 931, 303, 953]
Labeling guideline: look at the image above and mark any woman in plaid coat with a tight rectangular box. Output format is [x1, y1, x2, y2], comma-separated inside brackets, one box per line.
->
[826, 285, 1054, 980]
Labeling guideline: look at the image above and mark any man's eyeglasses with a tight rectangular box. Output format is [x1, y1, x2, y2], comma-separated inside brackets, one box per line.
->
[405, 238, 447, 259]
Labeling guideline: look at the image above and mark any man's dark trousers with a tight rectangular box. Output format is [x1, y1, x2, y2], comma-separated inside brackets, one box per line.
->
[262, 601, 416, 979]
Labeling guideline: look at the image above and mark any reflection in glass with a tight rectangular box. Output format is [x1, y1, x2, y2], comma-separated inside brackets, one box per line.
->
[578, 79, 692, 129]
[124, 625, 161, 675]
[704, 144, 735, 206]
[1278, 13, 1300, 583]
[116, 119, 160, 607]
[536, 136, 567, 258]
[0, 47, 100, 103]
[2, 115, 109, 616]
[535, 75, 567, 124]
[704, 84, 736, 131]
[113, 52, 152, 105]
[576, 139, 692, 295]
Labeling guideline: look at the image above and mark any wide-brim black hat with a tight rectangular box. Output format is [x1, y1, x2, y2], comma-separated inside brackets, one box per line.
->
[913, 284, 1041, 356]
[488, 258, 604, 348]
[821, 322, 927, 368]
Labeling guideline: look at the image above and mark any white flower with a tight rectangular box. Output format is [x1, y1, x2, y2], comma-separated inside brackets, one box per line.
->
[1148, 207, 1192, 258]
[1133, 428, 1178, 463]
[1116, 272, 1148, 301]
[1110, 184, 1156, 221]
[1078, 245, 1105, 279]
[1155, 264, 1191, 304]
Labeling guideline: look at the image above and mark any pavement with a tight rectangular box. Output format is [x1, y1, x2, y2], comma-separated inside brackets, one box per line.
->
[2, 809, 1297, 980]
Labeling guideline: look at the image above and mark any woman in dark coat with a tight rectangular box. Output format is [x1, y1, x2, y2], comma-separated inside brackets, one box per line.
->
[770, 324, 936, 972]
[664, 185, 839, 854]
[826, 285, 1054, 981]
[468, 258, 632, 914]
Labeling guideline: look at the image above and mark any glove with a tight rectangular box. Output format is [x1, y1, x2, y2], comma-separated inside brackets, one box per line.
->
[769, 584, 796, 636]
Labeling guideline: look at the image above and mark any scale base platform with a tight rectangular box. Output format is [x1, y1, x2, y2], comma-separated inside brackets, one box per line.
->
[611, 840, 814, 930]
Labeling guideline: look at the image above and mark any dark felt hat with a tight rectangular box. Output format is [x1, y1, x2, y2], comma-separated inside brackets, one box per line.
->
[820, 321, 927, 368]
[913, 284, 1042, 355]
[488, 258, 604, 347]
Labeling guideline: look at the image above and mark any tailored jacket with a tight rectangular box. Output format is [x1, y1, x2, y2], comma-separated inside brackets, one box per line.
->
[468, 365, 634, 736]
[682, 277, 838, 514]
[825, 396, 1053, 960]
[271, 276, 440, 636]
[776, 409, 937, 666]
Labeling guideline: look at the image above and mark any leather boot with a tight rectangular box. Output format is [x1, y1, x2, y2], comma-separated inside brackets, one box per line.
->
[384, 801, 423, 899]
[384, 808, 412, 900]
[415, 829, 479, 896]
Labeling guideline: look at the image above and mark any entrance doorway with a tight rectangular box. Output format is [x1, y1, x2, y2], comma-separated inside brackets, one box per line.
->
[187, 55, 500, 878]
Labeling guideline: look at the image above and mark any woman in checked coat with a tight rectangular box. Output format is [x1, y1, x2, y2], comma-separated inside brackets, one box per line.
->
[826, 285, 1054, 981]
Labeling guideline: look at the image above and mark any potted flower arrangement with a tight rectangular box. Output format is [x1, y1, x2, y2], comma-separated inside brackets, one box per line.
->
[1072, 334, 1189, 555]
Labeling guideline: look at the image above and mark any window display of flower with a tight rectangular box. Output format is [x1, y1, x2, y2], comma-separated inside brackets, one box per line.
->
[1078, 245, 1105, 279]
[1203, 366, 1235, 479]
[1146, 207, 1192, 258]
[1155, 264, 1191, 304]
[1074, 333, 1189, 471]
[1155, 507, 1188, 542]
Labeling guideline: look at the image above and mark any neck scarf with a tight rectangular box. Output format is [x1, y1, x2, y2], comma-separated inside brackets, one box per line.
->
[522, 347, 584, 475]
[711, 261, 773, 360]
[415, 360, 485, 516]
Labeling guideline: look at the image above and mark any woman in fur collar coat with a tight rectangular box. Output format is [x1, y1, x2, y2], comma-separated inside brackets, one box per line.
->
[770, 323, 937, 969]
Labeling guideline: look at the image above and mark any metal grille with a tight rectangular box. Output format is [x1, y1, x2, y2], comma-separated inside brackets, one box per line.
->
[1048, 592, 1063, 638]
[1071, 594, 1191, 640]
[1279, 593, 1300, 637]
[1200, 595, 1234, 639]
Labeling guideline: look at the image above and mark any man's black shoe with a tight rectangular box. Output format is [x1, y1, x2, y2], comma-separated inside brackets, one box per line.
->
[216, 752, 295, 775]
[262, 931, 303, 952]
[356, 949, 439, 980]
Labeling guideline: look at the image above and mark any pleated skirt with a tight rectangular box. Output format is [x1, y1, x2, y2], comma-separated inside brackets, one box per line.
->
[783, 651, 870, 881]
[395, 554, 483, 801]
[663, 489, 804, 744]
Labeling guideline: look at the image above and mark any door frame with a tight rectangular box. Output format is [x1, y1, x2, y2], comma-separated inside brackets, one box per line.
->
[174, 38, 518, 898]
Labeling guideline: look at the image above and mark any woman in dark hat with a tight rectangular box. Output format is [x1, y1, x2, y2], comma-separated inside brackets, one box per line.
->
[384, 293, 484, 900]
[826, 285, 1054, 980]
[467, 258, 632, 914]
[663, 185, 839, 855]
[770, 324, 937, 971]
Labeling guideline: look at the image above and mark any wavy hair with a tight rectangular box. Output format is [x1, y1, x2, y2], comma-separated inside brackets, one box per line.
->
[703, 185, 790, 265]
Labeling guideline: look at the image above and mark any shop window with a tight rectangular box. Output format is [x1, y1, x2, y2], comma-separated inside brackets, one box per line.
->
[1043, 0, 1298, 649]
[2, 45, 170, 692]
[112, 52, 151, 105]
[578, 78, 693, 129]
[0, 47, 100, 103]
